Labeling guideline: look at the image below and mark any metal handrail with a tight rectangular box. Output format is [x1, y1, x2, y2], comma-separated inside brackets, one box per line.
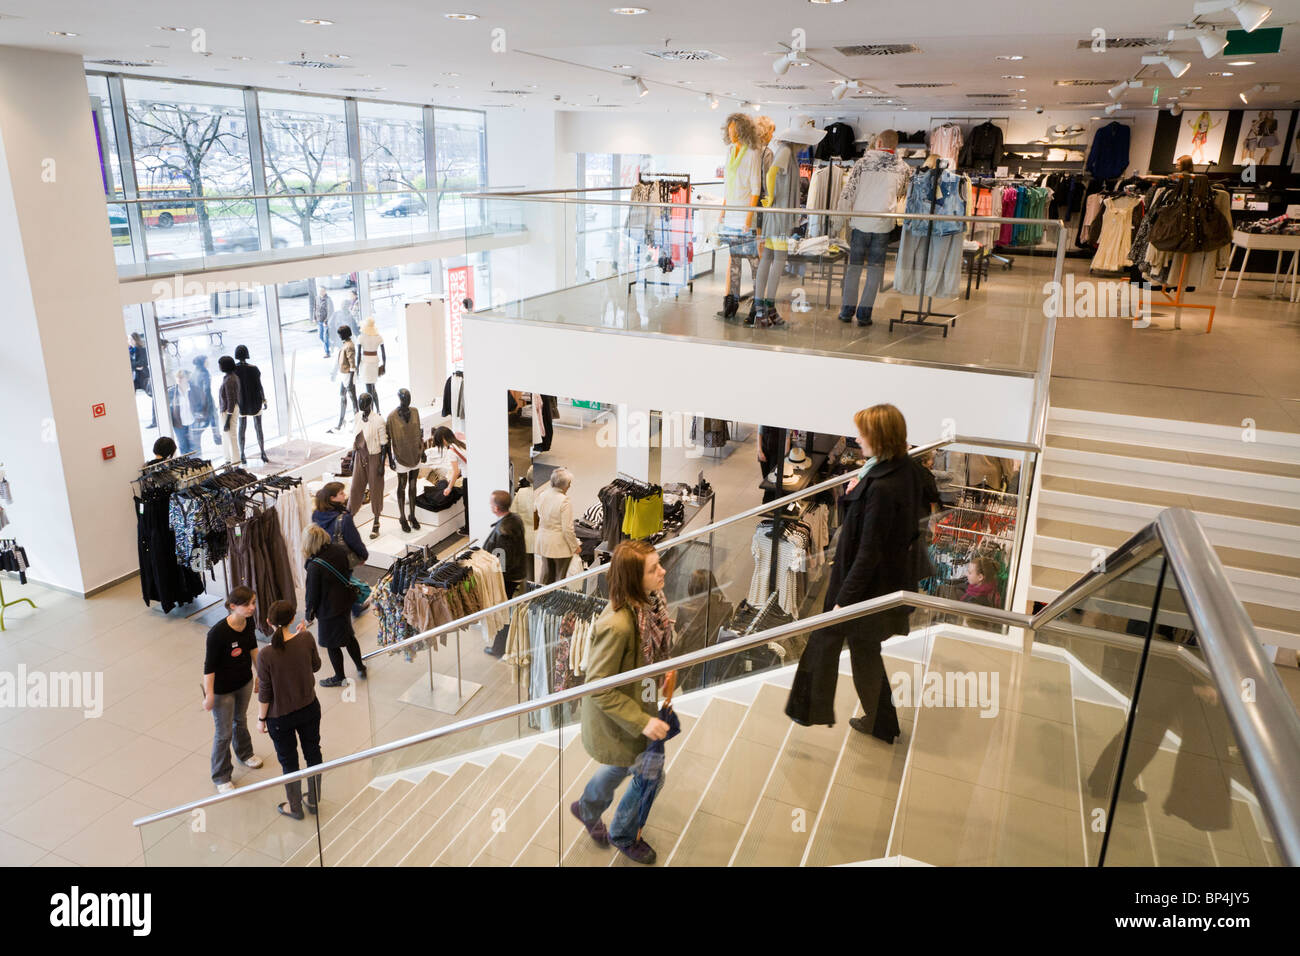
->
[106, 185, 525, 205]
[359, 433, 1035, 662]
[132, 590, 1034, 828]
[464, 189, 1067, 227]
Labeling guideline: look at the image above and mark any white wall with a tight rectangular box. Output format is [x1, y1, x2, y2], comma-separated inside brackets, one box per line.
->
[0, 46, 144, 593]
[461, 316, 1035, 536]
[556, 107, 1161, 176]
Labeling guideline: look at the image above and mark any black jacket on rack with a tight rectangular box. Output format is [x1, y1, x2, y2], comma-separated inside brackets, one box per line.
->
[814, 122, 858, 161]
[959, 122, 1004, 171]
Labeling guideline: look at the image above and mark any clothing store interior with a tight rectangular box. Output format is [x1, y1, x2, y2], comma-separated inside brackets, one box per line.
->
[1, 0, 1299, 876]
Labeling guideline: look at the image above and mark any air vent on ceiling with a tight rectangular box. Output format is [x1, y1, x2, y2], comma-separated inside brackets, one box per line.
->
[488, 89, 535, 95]
[1054, 79, 1118, 87]
[895, 82, 952, 88]
[966, 92, 1014, 98]
[755, 82, 810, 90]
[339, 87, 385, 94]
[1075, 36, 1162, 49]
[88, 59, 162, 68]
[642, 49, 724, 61]
[278, 59, 352, 69]
[836, 43, 921, 56]
[1061, 100, 1108, 106]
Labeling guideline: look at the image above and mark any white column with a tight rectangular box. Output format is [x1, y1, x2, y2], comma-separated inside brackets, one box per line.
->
[0, 47, 144, 593]
[613, 404, 654, 482]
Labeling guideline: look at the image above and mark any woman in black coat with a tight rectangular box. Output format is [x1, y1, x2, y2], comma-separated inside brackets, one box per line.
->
[785, 404, 930, 742]
[302, 525, 367, 687]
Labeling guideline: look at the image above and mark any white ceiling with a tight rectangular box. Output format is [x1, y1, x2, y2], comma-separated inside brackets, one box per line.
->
[1, 0, 1295, 114]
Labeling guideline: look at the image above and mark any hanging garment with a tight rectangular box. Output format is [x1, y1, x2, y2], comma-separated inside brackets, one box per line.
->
[928, 124, 964, 169]
[814, 122, 858, 161]
[895, 231, 964, 298]
[1091, 195, 1143, 272]
[1086, 122, 1132, 180]
[690, 418, 730, 449]
[958, 122, 1004, 171]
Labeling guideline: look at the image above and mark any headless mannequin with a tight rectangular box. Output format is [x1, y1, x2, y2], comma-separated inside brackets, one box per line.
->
[721, 117, 761, 318]
[348, 392, 393, 538]
[357, 319, 387, 413]
[233, 344, 269, 464]
[386, 388, 425, 534]
[754, 141, 793, 327]
[331, 325, 359, 432]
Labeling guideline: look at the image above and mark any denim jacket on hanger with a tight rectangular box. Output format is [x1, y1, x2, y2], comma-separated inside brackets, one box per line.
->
[904, 168, 964, 236]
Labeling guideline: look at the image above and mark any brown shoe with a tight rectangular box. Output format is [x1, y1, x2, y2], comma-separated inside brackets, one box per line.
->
[570, 802, 610, 848]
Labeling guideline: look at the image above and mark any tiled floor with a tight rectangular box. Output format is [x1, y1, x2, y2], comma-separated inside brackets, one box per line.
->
[2, 249, 1296, 866]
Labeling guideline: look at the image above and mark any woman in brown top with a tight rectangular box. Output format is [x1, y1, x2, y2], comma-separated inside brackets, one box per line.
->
[256, 599, 323, 820]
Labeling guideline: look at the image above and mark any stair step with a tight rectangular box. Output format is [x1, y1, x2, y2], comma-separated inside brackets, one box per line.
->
[667, 684, 791, 866]
[397, 754, 520, 866]
[283, 784, 384, 867]
[729, 677, 858, 866]
[366, 763, 482, 867]
[435, 744, 561, 866]
[1046, 407, 1300, 465]
[1046, 433, 1300, 482]
[1041, 474, 1300, 528]
[471, 733, 590, 867]
[315, 779, 414, 865]
[331, 770, 448, 866]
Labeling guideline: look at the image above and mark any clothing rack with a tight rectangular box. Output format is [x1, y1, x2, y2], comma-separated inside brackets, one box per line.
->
[0, 538, 34, 631]
[892, 158, 959, 336]
[628, 172, 694, 296]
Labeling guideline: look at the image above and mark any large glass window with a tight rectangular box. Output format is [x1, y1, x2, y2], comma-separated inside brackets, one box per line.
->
[123, 79, 256, 260]
[359, 101, 428, 238]
[275, 274, 359, 442]
[89, 75, 134, 267]
[258, 92, 354, 251]
[123, 305, 161, 455]
[434, 108, 486, 233]
[154, 288, 279, 462]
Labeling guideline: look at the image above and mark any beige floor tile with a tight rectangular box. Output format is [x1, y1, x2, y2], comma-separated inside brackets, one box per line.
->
[0, 829, 50, 866]
[53, 798, 155, 867]
[27, 717, 140, 777]
[80, 731, 194, 798]
[0, 756, 70, 823]
[0, 777, 126, 852]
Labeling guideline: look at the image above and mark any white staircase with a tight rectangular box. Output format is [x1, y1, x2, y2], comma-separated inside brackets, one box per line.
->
[263, 624, 1276, 867]
[1031, 407, 1300, 655]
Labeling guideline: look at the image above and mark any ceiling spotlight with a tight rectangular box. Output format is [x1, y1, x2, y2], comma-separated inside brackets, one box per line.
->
[1108, 79, 1141, 100]
[634, 76, 649, 97]
[158, 25, 188, 32]
[1192, 0, 1271, 33]
[611, 64, 631, 69]
[1170, 101, 1184, 116]
[1239, 83, 1263, 103]
[48, 31, 78, 37]
[773, 50, 810, 75]
[831, 81, 848, 100]
[299, 18, 334, 25]
[444, 12, 480, 19]
[609, 6, 649, 12]
[230, 55, 252, 60]
[808, 0, 846, 4]
[709, 94, 719, 109]
[325, 53, 350, 59]
[751, 101, 763, 111]
[1141, 54, 1190, 78]
[1001, 74, 1026, 79]
[1168, 26, 1229, 58]
[1104, 102, 1122, 115]
[996, 55, 1024, 61]
[1228, 60, 1255, 66]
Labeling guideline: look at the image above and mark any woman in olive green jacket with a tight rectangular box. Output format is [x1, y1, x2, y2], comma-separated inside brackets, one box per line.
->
[573, 541, 672, 865]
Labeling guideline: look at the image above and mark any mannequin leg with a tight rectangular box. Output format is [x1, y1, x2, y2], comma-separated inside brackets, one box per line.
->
[348, 445, 370, 516]
[368, 453, 385, 533]
[253, 413, 268, 462]
[396, 471, 411, 532]
[336, 383, 347, 430]
[238, 415, 248, 463]
[764, 250, 788, 325]
[365, 383, 380, 413]
[753, 250, 773, 325]
[406, 472, 420, 528]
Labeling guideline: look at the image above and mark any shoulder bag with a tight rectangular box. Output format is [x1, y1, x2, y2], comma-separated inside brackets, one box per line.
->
[311, 555, 371, 606]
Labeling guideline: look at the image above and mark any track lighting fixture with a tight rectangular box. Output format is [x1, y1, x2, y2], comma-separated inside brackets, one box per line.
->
[1167, 26, 1228, 58]
[1141, 53, 1191, 78]
[1192, 0, 1272, 33]
[1108, 79, 1142, 100]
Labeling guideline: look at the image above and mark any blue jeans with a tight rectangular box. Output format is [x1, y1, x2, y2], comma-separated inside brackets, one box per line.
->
[210, 678, 254, 785]
[577, 753, 664, 846]
[174, 423, 195, 456]
[318, 321, 331, 355]
[841, 229, 891, 313]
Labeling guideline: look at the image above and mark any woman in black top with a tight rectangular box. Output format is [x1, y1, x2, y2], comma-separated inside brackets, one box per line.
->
[256, 600, 323, 819]
[233, 344, 269, 464]
[786, 404, 931, 742]
[302, 525, 367, 687]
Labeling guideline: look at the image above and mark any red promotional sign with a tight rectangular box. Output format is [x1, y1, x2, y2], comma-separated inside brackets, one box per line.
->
[446, 266, 474, 366]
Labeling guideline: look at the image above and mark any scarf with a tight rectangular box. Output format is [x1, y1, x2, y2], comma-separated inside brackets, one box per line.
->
[637, 590, 674, 666]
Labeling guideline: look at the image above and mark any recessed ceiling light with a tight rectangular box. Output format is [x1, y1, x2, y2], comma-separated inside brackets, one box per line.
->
[391, 63, 409, 68]
[230, 55, 251, 60]
[525, 83, 538, 88]
[299, 18, 334, 25]
[443, 71, 460, 76]
[611, 64, 631, 69]
[158, 25, 188, 32]
[1001, 74, 1025, 79]
[214, 68, 230, 72]
[1227, 60, 1255, 66]
[325, 53, 350, 59]
[809, 0, 846, 4]
[1007, 88, 1026, 92]
[48, 31, 78, 37]
[446, 85, 460, 89]
[996, 55, 1024, 61]
[444, 12, 479, 20]
[147, 43, 169, 49]
[678, 80, 694, 84]
[609, 6, 649, 14]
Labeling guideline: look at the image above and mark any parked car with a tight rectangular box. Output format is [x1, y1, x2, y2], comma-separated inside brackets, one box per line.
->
[314, 197, 353, 222]
[378, 195, 426, 217]
[213, 228, 289, 254]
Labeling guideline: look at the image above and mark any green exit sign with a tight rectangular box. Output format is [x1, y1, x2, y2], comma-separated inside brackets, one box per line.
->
[1152, 86, 1160, 106]
[1223, 27, 1282, 56]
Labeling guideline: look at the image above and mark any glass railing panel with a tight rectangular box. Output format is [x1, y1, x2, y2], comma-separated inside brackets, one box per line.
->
[467, 190, 1066, 377]
[1103, 567, 1280, 867]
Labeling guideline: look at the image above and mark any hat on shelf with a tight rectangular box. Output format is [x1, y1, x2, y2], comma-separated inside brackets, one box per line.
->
[787, 447, 809, 467]
[768, 464, 799, 484]
[776, 114, 828, 147]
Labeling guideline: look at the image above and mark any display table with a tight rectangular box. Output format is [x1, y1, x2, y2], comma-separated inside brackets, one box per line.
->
[759, 451, 828, 495]
[1218, 230, 1300, 301]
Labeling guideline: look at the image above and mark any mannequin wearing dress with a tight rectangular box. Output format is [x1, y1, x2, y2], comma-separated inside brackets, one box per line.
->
[232, 344, 269, 464]
[349, 392, 392, 538]
[386, 388, 425, 534]
[357, 316, 387, 413]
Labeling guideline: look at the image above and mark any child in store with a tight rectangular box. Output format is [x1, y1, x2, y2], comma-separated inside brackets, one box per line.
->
[961, 556, 1002, 608]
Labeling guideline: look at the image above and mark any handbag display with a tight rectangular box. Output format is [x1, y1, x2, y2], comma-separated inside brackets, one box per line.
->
[1150, 176, 1230, 254]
